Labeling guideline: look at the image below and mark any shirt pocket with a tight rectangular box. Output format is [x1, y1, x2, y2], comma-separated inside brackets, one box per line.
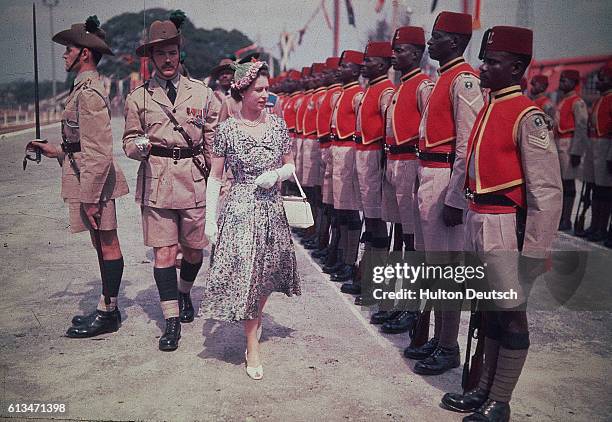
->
[136, 162, 160, 203]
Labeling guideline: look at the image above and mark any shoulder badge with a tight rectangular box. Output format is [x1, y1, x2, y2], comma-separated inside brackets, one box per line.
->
[465, 80, 473, 89]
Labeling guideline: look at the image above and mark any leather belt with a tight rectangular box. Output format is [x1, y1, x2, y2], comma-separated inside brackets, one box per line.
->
[385, 144, 417, 154]
[465, 188, 516, 207]
[150, 145, 202, 160]
[61, 142, 81, 153]
[416, 150, 456, 164]
[319, 134, 332, 144]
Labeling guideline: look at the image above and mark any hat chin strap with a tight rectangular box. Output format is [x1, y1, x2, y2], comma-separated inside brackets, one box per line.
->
[67, 48, 84, 73]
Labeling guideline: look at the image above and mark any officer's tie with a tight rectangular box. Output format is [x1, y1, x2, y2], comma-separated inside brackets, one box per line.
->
[167, 82, 177, 104]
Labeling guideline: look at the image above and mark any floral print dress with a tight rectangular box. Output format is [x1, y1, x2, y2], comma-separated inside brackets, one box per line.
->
[198, 114, 301, 321]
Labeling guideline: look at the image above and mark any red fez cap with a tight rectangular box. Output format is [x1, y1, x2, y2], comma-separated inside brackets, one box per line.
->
[325, 57, 341, 70]
[301, 67, 312, 77]
[531, 75, 548, 85]
[478, 26, 533, 60]
[393, 26, 426, 47]
[340, 50, 365, 65]
[433, 11, 472, 35]
[561, 69, 580, 83]
[312, 63, 326, 74]
[289, 70, 301, 80]
[364, 41, 393, 58]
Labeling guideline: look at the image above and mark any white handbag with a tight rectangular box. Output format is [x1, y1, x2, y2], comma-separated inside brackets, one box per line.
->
[282, 172, 314, 228]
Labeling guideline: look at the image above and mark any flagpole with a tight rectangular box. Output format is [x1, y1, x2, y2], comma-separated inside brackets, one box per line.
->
[333, 0, 339, 56]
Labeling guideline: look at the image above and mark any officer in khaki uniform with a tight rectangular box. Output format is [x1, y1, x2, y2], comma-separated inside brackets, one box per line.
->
[122, 18, 220, 351]
[441, 26, 562, 422]
[28, 17, 129, 338]
[554, 69, 588, 230]
[405, 11, 485, 376]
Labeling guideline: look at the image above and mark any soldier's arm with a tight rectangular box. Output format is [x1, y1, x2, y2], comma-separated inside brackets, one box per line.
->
[330, 91, 341, 110]
[379, 88, 395, 116]
[203, 88, 222, 170]
[417, 80, 435, 114]
[78, 88, 113, 204]
[446, 73, 484, 210]
[519, 110, 563, 258]
[569, 98, 588, 157]
[352, 92, 364, 113]
[543, 102, 555, 120]
[122, 91, 147, 161]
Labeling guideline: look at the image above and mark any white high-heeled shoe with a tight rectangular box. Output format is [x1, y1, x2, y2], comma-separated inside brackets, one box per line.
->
[245, 350, 263, 380]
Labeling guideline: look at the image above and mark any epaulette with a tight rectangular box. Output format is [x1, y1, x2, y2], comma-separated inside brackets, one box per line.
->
[187, 76, 205, 85]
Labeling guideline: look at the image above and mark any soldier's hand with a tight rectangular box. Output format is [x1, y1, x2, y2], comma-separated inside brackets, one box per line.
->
[570, 154, 581, 168]
[442, 205, 463, 227]
[607, 160, 612, 175]
[26, 139, 58, 158]
[134, 135, 152, 158]
[82, 203, 101, 230]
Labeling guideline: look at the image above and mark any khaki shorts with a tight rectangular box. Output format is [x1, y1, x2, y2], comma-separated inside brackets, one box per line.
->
[142, 206, 207, 249]
[68, 199, 117, 234]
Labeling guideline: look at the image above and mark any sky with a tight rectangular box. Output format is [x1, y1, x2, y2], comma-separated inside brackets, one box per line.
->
[1, 0, 611, 84]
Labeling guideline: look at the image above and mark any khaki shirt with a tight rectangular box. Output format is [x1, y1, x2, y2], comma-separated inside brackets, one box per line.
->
[59, 70, 129, 203]
[123, 75, 220, 209]
[418, 72, 485, 210]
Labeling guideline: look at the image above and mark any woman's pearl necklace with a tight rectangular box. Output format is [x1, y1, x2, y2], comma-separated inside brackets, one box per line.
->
[238, 110, 264, 127]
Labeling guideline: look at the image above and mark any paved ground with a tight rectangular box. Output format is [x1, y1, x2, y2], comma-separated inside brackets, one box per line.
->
[0, 119, 610, 421]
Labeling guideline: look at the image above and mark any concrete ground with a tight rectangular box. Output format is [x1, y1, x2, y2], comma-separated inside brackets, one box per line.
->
[0, 119, 610, 421]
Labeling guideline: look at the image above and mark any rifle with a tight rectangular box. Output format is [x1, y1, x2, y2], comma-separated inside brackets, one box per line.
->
[574, 182, 592, 235]
[23, 3, 44, 170]
[408, 308, 431, 348]
[462, 302, 485, 392]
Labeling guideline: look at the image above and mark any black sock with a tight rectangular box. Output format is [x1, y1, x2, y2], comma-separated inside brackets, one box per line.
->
[103, 257, 124, 298]
[154, 266, 178, 301]
[180, 259, 203, 283]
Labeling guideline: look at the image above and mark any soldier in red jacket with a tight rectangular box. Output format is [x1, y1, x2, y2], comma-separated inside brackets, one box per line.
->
[584, 63, 612, 243]
[555, 69, 588, 230]
[529, 75, 554, 118]
[405, 11, 484, 376]
[440, 25, 562, 422]
[373, 26, 434, 334]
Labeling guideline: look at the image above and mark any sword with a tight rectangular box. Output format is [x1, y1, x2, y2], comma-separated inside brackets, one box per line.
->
[23, 3, 43, 170]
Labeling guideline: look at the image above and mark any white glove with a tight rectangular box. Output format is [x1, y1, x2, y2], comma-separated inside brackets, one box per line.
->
[254, 171, 279, 189]
[134, 135, 151, 158]
[254, 163, 295, 189]
[205, 177, 222, 245]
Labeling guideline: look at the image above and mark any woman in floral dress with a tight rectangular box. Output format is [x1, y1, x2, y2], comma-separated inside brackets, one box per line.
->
[199, 61, 301, 380]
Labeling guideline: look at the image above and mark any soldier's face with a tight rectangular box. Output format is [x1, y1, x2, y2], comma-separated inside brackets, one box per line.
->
[479, 51, 516, 91]
[530, 80, 547, 95]
[218, 70, 233, 90]
[152, 44, 180, 79]
[392, 44, 420, 72]
[242, 75, 269, 112]
[63, 45, 82, 72]
[596, 69, 611, 92]
[361, 57, 383, 79]
[339, 62, 359, 83]
[427, 30, 454, 61]
[559, 77, 576, 93]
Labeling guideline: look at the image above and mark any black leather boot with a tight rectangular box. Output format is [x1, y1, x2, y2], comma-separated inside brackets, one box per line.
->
[463, 399, 510, 422]
[340, 281, 361, 294]
[178, 292, 194, 323]
[404, 337, 438, 360]
[311, 246, 329, 259]
[414, 344, 461, 375]
[330, 265, 354, 282]
[71, 308, 121, 326]
[159, 317, 181, 351]
[381, 311, 418, 334]
[66, 309, 121, 338]
[441, 388, 489, 413]
[370, 310, 401, 325]
[323, 261, 345, 274]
